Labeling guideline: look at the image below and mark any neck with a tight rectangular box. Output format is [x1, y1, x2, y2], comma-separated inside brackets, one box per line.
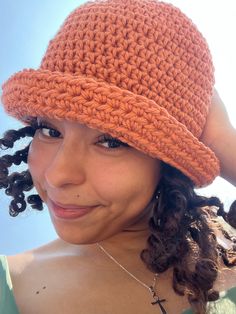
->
[97, 201, 153, 252]
[98, 228, 150, 256]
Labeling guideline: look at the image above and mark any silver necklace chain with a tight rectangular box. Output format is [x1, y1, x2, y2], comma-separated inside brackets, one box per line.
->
[96, 243, 167, 314]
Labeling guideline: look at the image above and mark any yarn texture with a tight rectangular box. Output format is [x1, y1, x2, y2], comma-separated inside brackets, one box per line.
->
[1, 0, 220, 186]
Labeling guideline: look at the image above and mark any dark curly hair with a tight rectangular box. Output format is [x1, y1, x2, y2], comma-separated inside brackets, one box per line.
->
[227, 200, 236, 229]
[0, 121, 43, 216]
[141, 164, 236, 313]
[1, 121, 236, 314]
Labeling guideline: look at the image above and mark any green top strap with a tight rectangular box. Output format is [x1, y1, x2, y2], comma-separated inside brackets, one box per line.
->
[182, 286, 236, 314]
[0, 255, 20, 314]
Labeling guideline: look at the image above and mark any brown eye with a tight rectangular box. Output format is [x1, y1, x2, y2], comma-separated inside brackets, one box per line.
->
[36, 122, 61, 138]
[97, 135, 129, 149]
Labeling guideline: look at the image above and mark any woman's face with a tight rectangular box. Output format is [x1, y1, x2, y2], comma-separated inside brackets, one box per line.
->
[28, 117, 161, 244]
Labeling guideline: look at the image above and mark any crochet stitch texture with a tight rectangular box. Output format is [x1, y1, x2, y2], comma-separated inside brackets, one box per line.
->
[1, 0, 220, 186]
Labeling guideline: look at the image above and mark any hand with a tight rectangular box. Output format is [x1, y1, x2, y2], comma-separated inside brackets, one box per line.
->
[201, 88, 232, 148]
[201, 88, 236, 186]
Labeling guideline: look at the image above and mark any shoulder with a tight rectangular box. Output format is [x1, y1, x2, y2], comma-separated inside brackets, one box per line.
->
[6, 239, 61, 278]
[7, 253, 34, 278]
[6, 238, 86, 277]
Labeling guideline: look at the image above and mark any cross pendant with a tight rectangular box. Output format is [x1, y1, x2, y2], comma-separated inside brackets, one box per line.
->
[150, 289, 167, 314]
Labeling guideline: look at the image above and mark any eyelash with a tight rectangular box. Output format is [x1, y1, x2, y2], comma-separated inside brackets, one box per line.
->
[36, 122, 61, 138]
[35, 121, 129, 150]
[97, 135, 130, 149]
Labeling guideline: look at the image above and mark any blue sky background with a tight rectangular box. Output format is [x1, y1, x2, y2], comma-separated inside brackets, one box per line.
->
[0, 0, 236, 255]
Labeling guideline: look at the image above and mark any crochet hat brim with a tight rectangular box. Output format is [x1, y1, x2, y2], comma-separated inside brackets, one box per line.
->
[1, 69, 220, 187]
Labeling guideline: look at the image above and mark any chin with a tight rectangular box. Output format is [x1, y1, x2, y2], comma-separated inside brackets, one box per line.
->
[49, 211, 129, 245]
[52, 225, 104, 245]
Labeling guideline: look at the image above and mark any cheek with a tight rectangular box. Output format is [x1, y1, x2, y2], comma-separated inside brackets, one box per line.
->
[90, 156, 160, 208]
[28, 138, 42, 176]
[27, 138, 49, 199]
[28, 136, 56, 174]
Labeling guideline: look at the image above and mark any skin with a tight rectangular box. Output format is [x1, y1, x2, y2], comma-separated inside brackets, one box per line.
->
[6, 91, 236, 313]
[9, 122, 194, 313]
[201, 88, 236, 186]
[27, 117, 161, 245]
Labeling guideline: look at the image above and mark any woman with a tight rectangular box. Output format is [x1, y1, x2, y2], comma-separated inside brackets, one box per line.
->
[0, 0, 236, 313]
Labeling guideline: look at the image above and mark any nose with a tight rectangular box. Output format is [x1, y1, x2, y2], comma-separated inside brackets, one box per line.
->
[44, 141, 87, 189]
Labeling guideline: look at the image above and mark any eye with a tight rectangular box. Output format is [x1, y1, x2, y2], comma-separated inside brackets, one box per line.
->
[36, 121, 61, 138]
[97, 134, 129, 149]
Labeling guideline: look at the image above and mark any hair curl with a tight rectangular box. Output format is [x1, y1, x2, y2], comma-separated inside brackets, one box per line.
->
[1, 122, 236, 314]
[0, 120, 43, 216]
[141, 163, 236, 313]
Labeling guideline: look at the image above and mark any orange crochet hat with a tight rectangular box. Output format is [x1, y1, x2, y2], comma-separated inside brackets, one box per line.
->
[1, 0, 220, 187]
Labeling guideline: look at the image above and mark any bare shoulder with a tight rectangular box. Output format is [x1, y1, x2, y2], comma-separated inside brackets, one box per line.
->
[6, 238, 61, 275]
[6, 237, 88, 277]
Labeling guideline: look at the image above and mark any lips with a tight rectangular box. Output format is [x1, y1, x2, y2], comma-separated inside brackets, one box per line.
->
[48, 198, 98, 219]
[52, 200, 96, 209]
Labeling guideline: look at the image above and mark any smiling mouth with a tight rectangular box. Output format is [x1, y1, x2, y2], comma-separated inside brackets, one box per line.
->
[48, 199, 98, 219]
[53, 201, 97, 209]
